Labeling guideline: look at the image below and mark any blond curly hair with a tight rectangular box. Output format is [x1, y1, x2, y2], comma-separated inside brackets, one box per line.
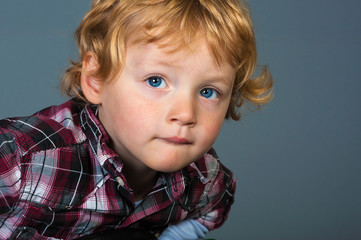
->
[61, 0, 273, 120]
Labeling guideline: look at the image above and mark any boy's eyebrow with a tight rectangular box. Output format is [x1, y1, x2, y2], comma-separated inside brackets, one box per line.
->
[151, 59, 233, 84]
[143, 53, 229, 75]
[130, 43, 235, 86]
[150, 58, 175, 68]
[141, 51, 185, 69]
[204, 75, 235, 89]
[148, 59, 233, 85]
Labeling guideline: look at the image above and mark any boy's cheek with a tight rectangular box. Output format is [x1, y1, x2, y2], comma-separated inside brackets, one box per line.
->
[198, 118, 224, 148]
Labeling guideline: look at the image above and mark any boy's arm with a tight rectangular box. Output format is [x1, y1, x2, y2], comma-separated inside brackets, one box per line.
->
[191, 153, 236, 231]
[193, 167, 236, 231]
[0, 124, 21, 215]
[159, 161, 236, 240]
[159, 155, 236, 240]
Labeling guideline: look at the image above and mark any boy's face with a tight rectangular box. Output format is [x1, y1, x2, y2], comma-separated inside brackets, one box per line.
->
[96, 38, 235, 173]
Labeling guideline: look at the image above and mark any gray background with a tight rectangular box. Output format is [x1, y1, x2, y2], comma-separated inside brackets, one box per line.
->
[1, 0, 360, 239]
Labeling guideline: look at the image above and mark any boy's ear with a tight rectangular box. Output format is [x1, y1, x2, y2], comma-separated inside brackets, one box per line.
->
[81, 52, 102, 104]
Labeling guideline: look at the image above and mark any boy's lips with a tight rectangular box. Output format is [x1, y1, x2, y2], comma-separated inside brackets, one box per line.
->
[160, 137, 191, 144]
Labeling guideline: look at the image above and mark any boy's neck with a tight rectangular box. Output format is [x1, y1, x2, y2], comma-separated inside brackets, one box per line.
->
[122, 160, 159, 202]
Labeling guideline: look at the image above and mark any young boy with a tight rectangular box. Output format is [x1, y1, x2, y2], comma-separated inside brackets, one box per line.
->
[0, 0, 272, 239]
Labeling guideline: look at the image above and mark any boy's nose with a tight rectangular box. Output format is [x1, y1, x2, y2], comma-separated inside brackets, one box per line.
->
[167, 94, 197, 127]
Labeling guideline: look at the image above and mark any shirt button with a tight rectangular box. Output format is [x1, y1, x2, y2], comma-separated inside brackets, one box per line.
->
[116, 177, 125, 187]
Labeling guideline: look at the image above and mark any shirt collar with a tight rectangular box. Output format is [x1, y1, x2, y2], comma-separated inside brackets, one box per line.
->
[80, 103, 119, 167]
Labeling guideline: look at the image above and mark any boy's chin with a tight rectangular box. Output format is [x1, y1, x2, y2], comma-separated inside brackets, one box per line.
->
[144, 155, 198, 173]
[147, 162, 188, 173]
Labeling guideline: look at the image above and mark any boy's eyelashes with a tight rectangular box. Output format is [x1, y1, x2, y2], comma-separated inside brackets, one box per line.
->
[146, 75, 167, 88]
[145, 74, 222, 100]
[200, 88, 220, 100]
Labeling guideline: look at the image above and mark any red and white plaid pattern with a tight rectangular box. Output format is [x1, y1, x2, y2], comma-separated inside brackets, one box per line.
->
[0, 100, 235, 239]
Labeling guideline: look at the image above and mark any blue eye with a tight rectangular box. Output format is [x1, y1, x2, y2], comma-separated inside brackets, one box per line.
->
[200, 88, 218, 99]
[147, 76, 166, 88]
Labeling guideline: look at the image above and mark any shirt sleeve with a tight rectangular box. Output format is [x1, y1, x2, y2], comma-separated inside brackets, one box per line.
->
[188, 153, 237, 231]
[195, 171, 236, 231]
[0, 124, 21, 215]
[158, 219, 208, 240]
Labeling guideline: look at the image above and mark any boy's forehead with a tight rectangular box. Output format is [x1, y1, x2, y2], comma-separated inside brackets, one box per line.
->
[126, 29, 228, 68]
[127, 36, 219, 69]
[127, 27, 202, 51]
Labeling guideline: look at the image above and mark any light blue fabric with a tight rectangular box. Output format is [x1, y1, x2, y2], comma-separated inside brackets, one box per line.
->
[135, 200, 142, 207]
[135, 200, 209, 239]
[158, 219, 209, 240]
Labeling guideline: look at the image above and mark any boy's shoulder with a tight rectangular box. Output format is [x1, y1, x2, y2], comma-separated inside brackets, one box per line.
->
[0, 100, 86, 156]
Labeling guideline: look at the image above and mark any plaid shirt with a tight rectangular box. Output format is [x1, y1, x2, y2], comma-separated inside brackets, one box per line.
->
[0, 100, 235, 239]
